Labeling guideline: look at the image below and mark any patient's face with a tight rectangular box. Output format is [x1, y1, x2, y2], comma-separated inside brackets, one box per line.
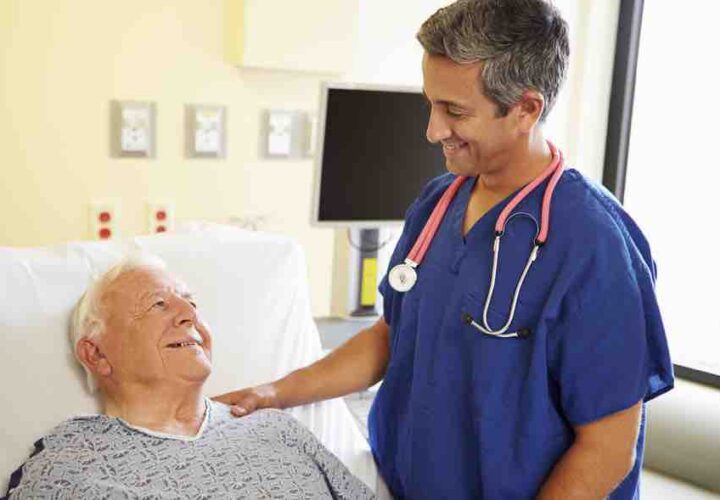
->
[98, 267, 213, 388]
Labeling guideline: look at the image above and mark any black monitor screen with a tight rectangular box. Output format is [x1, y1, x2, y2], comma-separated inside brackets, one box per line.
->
[316, 87, 447, 225]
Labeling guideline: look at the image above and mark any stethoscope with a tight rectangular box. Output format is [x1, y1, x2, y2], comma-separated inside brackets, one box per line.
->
[388, 142, 565, 339]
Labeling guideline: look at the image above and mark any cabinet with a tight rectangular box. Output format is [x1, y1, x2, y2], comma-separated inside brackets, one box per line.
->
[224, 0, 359, 74]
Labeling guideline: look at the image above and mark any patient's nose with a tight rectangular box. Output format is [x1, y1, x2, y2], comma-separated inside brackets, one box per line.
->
[173, 297, 197, 327]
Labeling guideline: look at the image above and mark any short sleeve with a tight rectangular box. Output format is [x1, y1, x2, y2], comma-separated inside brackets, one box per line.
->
[548, 221, 674, 426]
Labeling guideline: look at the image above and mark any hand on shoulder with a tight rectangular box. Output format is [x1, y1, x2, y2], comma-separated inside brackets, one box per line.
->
[212, 383, 279, 417]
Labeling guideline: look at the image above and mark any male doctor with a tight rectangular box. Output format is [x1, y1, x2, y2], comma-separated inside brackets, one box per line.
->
[217, 0, 674, 498]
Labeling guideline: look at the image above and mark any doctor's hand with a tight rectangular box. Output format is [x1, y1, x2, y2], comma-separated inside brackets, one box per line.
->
[213, 383, 279, 417]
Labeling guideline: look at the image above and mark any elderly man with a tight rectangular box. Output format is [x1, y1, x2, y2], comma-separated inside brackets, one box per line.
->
[4, 258, 373, 499]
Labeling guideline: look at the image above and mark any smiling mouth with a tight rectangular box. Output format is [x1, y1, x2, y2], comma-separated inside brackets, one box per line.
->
[166, 341, 202, 349]
[442, 142, 467, 153]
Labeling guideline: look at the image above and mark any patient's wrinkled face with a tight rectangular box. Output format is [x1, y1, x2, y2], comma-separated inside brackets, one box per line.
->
[98, 267, 213, 388]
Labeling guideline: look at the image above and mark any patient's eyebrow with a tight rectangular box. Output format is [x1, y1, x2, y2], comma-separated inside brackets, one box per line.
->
[134, 290, 163, 311]
[138, 287, 194, 305]
[139, 290, 163, 302]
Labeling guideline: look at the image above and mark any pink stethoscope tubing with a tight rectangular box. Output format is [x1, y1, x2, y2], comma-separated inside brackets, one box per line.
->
[388, 142, 565, 339]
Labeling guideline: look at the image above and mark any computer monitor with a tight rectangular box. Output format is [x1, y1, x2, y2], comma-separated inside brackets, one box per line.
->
[311, 82, 447, 228]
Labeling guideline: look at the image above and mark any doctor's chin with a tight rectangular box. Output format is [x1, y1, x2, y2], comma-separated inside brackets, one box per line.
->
[1, 0, 718, 499]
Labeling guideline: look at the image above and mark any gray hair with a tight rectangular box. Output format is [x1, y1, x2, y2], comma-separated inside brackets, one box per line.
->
[70, 254, 167, 393]
[417, 0, 569, 121]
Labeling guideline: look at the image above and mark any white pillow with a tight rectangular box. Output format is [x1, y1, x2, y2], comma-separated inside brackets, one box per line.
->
[0, 224, 382, 493]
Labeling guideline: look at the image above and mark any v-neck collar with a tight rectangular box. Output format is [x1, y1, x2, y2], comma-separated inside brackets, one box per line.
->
[451, 176, 520, 245]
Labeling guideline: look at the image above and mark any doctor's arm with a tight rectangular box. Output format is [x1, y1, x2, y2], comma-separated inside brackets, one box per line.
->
[214, 318, 391, 414]
[537, 400, 643, 499]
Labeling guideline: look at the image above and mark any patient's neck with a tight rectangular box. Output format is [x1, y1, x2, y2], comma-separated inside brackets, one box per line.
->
[102, 383, 206, 437]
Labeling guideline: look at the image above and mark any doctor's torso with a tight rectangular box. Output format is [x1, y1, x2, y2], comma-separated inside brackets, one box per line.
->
[369, 168, 669, 499]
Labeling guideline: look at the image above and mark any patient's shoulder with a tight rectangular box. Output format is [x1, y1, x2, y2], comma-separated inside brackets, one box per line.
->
[39, 415, 118, 450]
[36, 415, 112, 450]
[220, 405, 303, 432]
[250, 409, 323, 449]
[210, 403, 314, 444]
[210, 401, 293, 426]
[5, 417, 114, 499]
[246, 408, 307, 433]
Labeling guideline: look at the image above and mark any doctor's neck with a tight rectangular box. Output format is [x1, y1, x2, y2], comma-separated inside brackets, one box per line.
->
[476, 134, 552, 197]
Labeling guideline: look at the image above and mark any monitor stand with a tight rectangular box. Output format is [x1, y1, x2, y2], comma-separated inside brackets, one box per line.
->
[350, 228, 380, 317]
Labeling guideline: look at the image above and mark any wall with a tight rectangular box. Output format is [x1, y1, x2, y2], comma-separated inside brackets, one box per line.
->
[0, 0, 619, 318]
[0, 0, 336, 315]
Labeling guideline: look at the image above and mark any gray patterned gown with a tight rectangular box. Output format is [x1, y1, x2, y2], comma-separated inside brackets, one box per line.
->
[5, 402, 374, 499]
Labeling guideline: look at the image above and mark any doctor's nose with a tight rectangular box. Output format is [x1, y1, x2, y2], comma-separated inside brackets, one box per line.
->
[426, 107, 452, 144]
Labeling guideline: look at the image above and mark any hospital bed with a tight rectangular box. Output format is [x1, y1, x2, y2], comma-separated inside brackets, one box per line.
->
[0, 223, 389, 497]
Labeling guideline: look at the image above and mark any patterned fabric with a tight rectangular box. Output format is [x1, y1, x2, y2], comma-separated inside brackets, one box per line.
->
[6, 403, 374, 499]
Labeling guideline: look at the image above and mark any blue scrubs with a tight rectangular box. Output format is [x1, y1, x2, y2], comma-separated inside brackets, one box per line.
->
[369, 168, 674, 499]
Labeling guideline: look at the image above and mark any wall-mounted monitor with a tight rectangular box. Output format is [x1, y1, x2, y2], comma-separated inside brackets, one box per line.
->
[311, 82, 446, 228]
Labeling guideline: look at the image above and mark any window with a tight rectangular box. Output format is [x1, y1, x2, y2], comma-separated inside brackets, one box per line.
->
[605, 0, 720, 385]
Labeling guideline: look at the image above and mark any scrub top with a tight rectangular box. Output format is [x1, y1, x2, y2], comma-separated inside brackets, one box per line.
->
[368, 168, 674, 499]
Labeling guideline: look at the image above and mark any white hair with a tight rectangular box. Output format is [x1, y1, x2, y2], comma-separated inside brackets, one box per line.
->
[70, 254, 167, 393]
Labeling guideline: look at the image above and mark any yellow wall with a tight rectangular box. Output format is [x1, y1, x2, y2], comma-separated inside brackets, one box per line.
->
[0, 0, 620, 318]
[0, 0, 336, 315]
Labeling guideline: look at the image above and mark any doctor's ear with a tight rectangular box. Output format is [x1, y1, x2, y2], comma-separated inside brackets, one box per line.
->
[514, 90, 545, 133]
[76, 338, 113, 377]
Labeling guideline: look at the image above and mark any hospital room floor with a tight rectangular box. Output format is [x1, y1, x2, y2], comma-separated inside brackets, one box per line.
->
[316, 317, 720, 499]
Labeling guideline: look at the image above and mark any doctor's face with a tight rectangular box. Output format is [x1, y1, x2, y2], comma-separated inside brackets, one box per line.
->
[422, 53, 520, 177]
[97, 267, 213, 389]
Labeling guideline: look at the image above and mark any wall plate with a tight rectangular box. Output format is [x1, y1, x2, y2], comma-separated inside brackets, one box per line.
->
[146, 201, 175, 234]
[185, 104, 226, 158]
[110, 100, 156, 158]
[262, 110, 308, 159]
[89, 201, 119, 240]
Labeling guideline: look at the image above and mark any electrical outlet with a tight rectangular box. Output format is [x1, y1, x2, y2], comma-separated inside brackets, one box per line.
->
[264, 110, 307, 158]
[111, 100, 156, 158]
[89, 202, 118, 241]
[186, 104, 225, 158]
[146, 201, 175, 234]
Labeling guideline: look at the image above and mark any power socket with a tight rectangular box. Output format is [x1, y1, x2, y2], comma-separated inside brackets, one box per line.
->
[89, 202, 119, 241]
[146, 201, 175, 234]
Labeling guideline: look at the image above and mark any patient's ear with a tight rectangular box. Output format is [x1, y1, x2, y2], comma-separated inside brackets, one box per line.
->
[76, 339, 112, 377]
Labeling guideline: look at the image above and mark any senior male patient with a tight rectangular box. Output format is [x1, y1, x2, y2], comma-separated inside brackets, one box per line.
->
[4, 257, 373, 499]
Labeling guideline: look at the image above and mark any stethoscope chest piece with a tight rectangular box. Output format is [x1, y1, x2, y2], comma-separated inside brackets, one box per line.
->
[388, 261, 418, 292]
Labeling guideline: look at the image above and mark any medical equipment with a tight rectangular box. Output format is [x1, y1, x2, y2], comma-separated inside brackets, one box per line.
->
[388, 143, 565, 339]
[312, 82, 445, 227]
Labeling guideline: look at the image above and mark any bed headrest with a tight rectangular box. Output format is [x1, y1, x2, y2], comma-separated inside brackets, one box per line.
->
[0, 224, 325, 483]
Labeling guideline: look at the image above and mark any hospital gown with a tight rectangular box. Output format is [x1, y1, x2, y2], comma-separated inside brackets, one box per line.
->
[5, 401, 374, 499]
[369, 168, 674, 499]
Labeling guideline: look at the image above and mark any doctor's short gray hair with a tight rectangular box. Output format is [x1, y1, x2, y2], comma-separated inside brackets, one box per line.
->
[70, 254, 167, 393]
[417, 0, 569, 122]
